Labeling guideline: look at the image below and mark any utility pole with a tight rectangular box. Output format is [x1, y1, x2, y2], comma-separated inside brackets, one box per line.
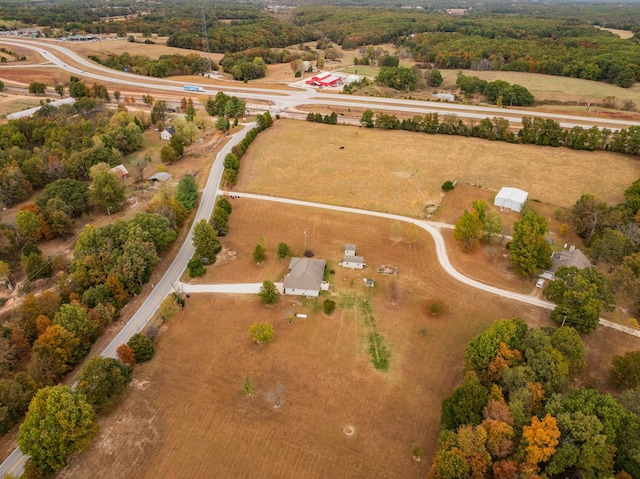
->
[201, 3, 212, 74]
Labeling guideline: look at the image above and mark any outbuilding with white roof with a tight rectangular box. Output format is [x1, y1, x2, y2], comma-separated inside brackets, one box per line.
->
[494, 187, 528, 212]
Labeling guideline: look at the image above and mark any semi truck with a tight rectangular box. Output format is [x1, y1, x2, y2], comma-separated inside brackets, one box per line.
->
[183, 85, 205, 92]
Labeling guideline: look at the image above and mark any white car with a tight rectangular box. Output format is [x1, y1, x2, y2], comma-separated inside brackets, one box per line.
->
[536, 278, 545, 288]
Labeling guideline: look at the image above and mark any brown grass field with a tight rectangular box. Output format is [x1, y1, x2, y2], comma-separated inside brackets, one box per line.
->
[60, 199, 640, 479]
[236, 120, 640, 215]
[0, 94, 43, 117]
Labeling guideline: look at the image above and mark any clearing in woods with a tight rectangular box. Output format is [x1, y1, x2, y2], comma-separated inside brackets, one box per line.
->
[60, 200, 640, 479]
[236, 119, 640, 216]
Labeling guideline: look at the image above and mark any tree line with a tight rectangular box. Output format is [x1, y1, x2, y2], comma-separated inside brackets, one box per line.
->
[359, 109, 640, 156]
[91, 51, 212, 78]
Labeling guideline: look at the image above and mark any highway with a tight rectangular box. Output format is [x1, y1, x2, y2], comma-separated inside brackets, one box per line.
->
[0, 37, 639, 476]
[1, 38, 639, 131]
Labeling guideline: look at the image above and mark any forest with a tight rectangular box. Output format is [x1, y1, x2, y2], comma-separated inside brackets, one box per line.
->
[1, 0, 639, 87]
[429, 318, 640, 478]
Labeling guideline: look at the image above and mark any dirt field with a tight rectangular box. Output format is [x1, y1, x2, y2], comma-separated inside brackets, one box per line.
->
[236, 120, 640, 215]
[59, 199, 640, 479]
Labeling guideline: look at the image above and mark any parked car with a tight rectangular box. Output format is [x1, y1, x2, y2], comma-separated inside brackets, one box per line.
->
[536, 278, 545, 288]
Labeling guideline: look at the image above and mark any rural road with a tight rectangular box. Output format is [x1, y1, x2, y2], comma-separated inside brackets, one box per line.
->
[1, 38, 639, 477]
[1, 38, 639, 131]
[0, 123, 256, 478]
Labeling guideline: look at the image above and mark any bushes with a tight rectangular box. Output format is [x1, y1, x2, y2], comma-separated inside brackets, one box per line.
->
[188, 257, 206, 277]
[441, 180, 455, 192]
[323, 299, 336, 315]
[127, 333, 155, 363]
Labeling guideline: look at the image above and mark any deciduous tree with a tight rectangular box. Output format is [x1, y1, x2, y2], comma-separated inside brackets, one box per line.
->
[76, 357, 132, 413]
[454, 209, 483, 252]
[192, 219, 220, 263]
[609, 350, 640, 391]
[522, 414, 561, 467]
[127, 333, 155, 363]
[89, 169, 125, 213]
[248, 321, 274, 344]
[545, 266, 615, 333]
[18, 385, 98, 475]
[509, 211, 552, 277]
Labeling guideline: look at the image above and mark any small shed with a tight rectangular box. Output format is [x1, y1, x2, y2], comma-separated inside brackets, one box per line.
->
[148, 172, 173, 183]
[110, 164, 129, 181]
[494, 187, 528, 212]
[363, 278, 374, 288]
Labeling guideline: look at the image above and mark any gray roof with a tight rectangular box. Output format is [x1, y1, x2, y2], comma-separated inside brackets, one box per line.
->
[343, 255, 364, 264]
[549, 249, 591, 273]
[148, 172, 173, 182]
[345, 244, 356, 254]
[283, 257, 326, 291]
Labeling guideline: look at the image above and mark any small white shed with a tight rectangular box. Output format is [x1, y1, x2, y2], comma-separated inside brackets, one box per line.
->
[494, 187, 528, 212]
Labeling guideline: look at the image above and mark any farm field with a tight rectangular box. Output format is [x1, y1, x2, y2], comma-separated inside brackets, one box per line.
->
[59, 200, 640, 479]
[236, 120, 640, 216]
[438, 69, 640, 106]
[0, 94, 42, 117]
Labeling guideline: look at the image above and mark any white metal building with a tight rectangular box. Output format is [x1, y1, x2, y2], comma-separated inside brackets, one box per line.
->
[494, 187, 528, 212]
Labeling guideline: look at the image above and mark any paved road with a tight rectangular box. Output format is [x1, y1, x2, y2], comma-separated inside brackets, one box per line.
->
[1, 38, 639, 131]
[0, 123, 256, 478]
[1, 38, 639, 476]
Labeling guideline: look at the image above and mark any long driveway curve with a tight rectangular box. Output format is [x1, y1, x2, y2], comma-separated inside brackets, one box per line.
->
[216, 191, 640, 339]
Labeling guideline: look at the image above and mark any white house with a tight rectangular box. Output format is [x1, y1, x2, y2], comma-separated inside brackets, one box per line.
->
[283, 257, 328, 297]
[160, 126, 175, 141]
[494, 187, 528, 212]
[340, 244, 366, 269]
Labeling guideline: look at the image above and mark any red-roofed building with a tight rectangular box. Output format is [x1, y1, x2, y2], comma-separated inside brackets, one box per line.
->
[305, 72, 344, 87]
[110, 164, 129, 181]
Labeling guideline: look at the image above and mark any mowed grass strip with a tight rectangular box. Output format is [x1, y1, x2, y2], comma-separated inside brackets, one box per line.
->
[237, 119, 640, 215]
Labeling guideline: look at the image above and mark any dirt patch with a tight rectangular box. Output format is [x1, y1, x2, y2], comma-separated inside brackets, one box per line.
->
[60, 199, 639, 478]
[236, 120, 640, 216]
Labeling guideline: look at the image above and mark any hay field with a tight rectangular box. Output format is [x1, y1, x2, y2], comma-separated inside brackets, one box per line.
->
[60, 200, 640, 479]
[60, 200, 556, 479]
[236, 120, 640, 216]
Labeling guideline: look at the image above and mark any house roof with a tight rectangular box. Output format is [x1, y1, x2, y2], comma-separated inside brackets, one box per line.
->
[343, 255, 364, 264]
[163, 126, 175, 134]
[549, 248, 591, 273]
[148, 172, 172, 182]
[110, 164, 128, 178]
[283, 257, 326, 291]
[345, 244, 356, 253]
